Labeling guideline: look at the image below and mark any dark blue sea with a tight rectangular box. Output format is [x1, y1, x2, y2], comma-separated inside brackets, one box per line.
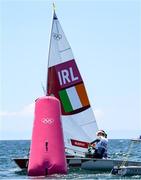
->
[0, 139, 141, 179]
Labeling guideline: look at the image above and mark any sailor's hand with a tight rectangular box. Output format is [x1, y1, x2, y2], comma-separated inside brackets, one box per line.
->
[90, 143, 96, 149]
[88, 145, 92, 153]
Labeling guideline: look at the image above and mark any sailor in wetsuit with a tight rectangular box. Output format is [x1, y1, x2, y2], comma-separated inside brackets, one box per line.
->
[88, 130, 108, 159]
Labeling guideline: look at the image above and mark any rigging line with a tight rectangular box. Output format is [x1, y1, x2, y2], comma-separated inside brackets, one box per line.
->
[120, 140, 134, 167]
[109, 140, 135, 176]
[41, 82, 46, 95]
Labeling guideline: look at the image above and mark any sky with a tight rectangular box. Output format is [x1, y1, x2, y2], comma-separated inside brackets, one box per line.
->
[0, 0, 141, 140]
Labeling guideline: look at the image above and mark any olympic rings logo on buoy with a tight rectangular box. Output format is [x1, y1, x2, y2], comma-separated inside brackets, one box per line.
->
[41, 118, 54, 125]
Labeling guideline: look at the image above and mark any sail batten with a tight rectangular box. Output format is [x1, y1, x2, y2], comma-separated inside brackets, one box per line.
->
[47, 10, 98, 155]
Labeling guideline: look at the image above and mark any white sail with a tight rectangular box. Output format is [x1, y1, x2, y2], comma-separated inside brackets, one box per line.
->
[47, 11, 98, 155]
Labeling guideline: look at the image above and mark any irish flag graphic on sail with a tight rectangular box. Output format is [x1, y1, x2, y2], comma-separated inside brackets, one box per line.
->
[47, 59, 90, 115]
[59, 83, 89, 113]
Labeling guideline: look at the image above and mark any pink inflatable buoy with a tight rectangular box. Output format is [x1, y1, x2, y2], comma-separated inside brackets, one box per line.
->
[28, 96, 67, 176]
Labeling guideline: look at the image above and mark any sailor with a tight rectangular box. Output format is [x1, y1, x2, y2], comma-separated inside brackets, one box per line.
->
[88, 130, 108, 159]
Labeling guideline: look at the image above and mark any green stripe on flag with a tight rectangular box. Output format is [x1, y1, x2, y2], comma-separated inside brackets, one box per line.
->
[59, 89, 73, 112]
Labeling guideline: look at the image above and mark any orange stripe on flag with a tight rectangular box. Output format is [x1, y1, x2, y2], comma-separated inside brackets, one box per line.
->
[75, 83, 90, 107]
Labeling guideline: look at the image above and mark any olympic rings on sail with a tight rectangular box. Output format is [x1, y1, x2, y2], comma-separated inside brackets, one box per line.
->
[53, 33, 62, 40]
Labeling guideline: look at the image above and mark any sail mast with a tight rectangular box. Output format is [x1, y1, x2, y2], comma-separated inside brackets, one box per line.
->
[46, 4, 56, 95]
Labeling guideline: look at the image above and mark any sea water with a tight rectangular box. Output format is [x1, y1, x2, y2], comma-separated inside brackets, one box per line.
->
[0, 139, 141, 179]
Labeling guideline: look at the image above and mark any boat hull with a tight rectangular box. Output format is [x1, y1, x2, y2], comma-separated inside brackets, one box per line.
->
[131, 139, 141, 142]
[13, 158, 141, 171]
[111, 166, 141, 176]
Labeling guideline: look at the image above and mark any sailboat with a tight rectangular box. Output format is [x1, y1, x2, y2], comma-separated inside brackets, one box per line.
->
[131, 135, 141, 142]
[13, 7, 141, 171]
